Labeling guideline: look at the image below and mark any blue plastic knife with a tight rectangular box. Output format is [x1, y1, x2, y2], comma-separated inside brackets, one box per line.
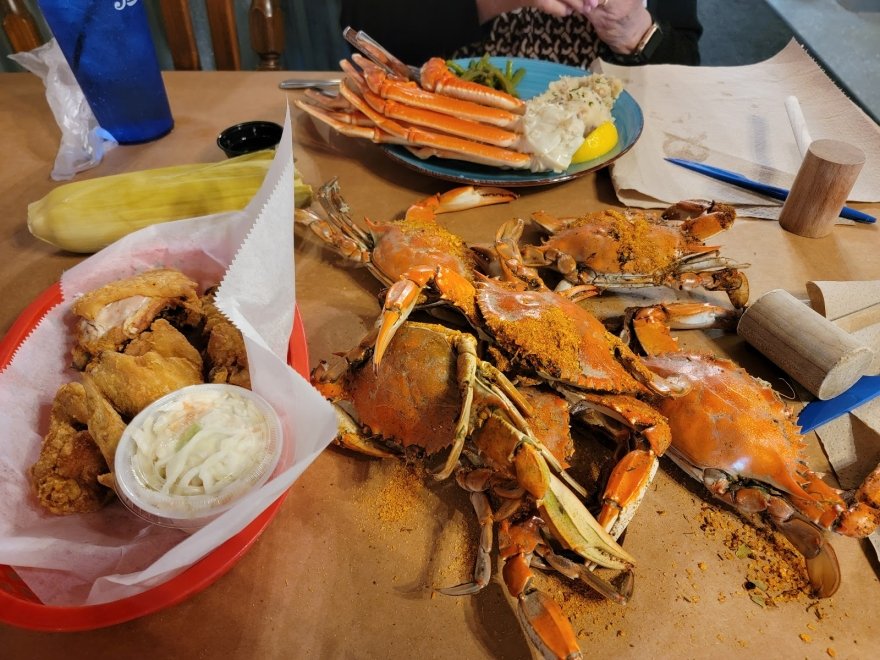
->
[798, 375, 880, 433]
[665, 157, 876, 224]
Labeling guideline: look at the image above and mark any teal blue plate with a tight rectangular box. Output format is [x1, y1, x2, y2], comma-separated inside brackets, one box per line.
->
[382, 57, 643, 187]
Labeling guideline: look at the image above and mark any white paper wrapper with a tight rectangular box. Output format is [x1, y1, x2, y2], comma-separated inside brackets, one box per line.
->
[604, 40, 880, 218]
[0, 107, 338, 606]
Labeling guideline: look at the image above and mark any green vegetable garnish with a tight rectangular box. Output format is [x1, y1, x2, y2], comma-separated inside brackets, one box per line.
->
[446, 55, 526, 98]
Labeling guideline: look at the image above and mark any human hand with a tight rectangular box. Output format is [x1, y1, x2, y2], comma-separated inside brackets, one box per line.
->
[582, 0, 652, 54]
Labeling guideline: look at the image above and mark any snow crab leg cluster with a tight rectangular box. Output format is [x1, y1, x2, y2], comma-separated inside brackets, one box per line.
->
[295, 53, 535, 170]
[295, 28, 624, 173]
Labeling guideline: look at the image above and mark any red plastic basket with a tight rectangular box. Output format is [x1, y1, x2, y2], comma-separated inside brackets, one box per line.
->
[0, 282, 309, 631]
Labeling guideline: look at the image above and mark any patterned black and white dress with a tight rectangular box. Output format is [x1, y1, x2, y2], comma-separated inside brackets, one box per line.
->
[451, 9, 601, 70]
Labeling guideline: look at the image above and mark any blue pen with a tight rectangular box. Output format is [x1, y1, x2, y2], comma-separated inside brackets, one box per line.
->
[665, 158, 876, 224]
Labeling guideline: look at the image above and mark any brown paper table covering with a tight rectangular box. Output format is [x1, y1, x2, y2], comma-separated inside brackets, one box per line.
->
[1, 71, 879, 658]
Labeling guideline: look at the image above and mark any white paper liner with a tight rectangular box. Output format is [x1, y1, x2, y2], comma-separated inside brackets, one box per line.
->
[0, 107, 338, 606]
[604, 40, 880, 216]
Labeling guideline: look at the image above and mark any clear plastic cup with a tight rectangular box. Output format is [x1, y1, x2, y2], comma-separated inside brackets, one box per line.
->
[37, 0, 174, 144]
[114, 384, 283, 530]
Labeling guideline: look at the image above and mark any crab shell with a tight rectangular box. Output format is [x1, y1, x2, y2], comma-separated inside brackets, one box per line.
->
[523, 202, 749, 309]
[474, 277, 659, 396]
[641, 352, 817, 500]
[345, 323, 462, 456]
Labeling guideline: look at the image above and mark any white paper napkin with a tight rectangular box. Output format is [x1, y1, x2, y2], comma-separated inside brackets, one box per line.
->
[0, 107, 338, 606]
[603, 41, 880, 218]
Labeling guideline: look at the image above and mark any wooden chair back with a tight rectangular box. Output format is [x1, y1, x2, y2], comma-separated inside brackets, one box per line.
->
[0, 0, 284, 71]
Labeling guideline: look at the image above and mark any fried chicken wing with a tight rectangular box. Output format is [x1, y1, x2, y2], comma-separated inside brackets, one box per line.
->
[82, 374, 127, 469]
[86, 350, 203, 418]
[71, 269, 202, 369]
[124, 318, 203, 370]
[201, 292, 250, 389]
[31, 383, 111, 515]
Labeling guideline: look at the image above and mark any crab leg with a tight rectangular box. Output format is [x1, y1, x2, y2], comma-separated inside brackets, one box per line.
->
[405, 186, 518, 220]
[435, 332, 534, 481]
[596, 449, 660, 537]
[294, 208, 372, 265]
[661, 199, 737, 240]
[336, 80, 534, 169]
[360, 86, 525, 149]
[375, 267, 476, 366]
[538, 544, 633, 606]
[355, 56, 525, 129]
[498, 518, 583, 660]
[303, 87, 354, 111]
[567, 391, 672, 537]
[626, 302, 741, 356]
[328, 404, 398, 459]
[542, 473, 637, 569]
[420, 57, 527, 115]
[438, 469, 495, 596]
[666, 446, 843, 598]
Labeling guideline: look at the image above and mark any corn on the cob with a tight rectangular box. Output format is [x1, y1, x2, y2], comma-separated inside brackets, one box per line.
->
[28, 150, 313, 254]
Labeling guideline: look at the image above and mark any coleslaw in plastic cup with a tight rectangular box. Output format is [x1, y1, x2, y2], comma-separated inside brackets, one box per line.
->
[114, 384, 283, 530]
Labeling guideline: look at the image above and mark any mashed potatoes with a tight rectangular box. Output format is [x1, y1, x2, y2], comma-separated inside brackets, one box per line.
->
[522, 74, 624, 173]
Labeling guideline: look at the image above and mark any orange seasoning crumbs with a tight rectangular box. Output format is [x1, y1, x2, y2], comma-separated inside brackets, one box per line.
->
[698, 504, 813, 605]
[396, 216, 477, 271]
[370, 461, 428, 527]
[570, 209, 678, 275]
[487, 304, 582, 378]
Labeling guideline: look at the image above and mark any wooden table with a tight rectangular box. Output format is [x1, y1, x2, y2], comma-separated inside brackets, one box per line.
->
[2, 71, 880, 659]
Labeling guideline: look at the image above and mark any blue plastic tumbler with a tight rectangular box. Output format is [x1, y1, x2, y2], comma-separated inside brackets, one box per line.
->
[37, 0, 173, 144]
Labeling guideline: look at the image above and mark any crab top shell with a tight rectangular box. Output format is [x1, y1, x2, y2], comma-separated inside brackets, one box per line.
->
[346, 324, 463, 455]
[642, 351, 816, 501]
[475, 279, 650, 394]
[367, 215, 479, 281]
[531, 209, 709, 277]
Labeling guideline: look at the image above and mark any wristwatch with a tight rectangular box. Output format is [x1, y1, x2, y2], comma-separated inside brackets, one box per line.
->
[613, 21, 663, 65]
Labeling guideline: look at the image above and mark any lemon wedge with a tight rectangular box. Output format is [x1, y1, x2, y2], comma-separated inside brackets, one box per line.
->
[571, 121, 619, 164]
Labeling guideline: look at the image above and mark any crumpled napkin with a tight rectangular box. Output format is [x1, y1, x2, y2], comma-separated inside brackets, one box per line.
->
[9, 38, 117, 181]
[603, 40, 880, 219]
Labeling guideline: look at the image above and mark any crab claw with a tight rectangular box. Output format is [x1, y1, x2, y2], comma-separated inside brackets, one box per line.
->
[499, 520, 583, 660]
[330, 405, 399, 459]
[509, 581, 583, 660]
[541, 473, 636, 570]
[773, 516, 841, 598]
[374, 278, 422, 367]
[405, 185, 518, 221]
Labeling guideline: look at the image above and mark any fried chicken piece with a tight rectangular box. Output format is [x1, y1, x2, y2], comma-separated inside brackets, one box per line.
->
[82, 374, 127, 470]
[31, 383, 111, 515]
[71, 268, 202, 369]
[201, 291, 250, 389]
[124, 318, 203, 369]
[85, 350, 203, 418]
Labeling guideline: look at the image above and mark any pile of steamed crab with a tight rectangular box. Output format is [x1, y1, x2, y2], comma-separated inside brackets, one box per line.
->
[298, 177, 880, 659]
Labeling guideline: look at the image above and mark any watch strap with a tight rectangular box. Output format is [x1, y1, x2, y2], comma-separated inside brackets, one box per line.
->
[612, 20, 663, 65]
